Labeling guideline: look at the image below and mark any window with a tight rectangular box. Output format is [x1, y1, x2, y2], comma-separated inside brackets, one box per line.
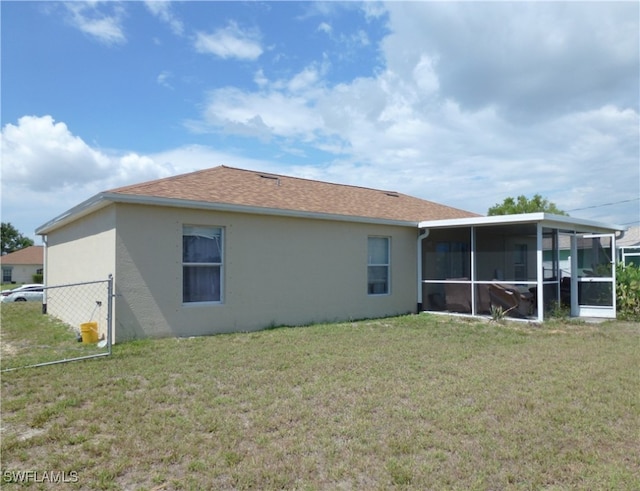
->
[2, 267, 12, 283]
[435, 242, 469, 279]
[183, 226, 223, 303]
[622, 247, 640, 267]
[368, 237, 390, 295]
[514, 244, 528, 281]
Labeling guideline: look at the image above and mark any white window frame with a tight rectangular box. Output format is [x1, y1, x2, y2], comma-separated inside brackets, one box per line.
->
[182, 225, 224, 305]
[368, 236, 391, 295]
[621, 246, 640, 267]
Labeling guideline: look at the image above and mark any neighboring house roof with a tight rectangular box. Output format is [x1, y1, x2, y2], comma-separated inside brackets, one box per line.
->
[1, 245, 44, 265]
[618, 226, 640, 247]
[37, 166, 479, 234]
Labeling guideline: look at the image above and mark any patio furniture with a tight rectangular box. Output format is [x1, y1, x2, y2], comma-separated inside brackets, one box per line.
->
[444, 281, 472, 313]
[488, 283, 533, 318]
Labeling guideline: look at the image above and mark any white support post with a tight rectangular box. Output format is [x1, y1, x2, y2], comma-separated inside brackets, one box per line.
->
[570, 234, 578, 317]
[536, 223, 544, 322]
[470, 226, 476, 315]
[417, 229, 429, 311]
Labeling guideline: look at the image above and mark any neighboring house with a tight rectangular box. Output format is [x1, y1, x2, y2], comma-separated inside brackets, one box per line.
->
[617, 226, 640, 266]
[1, 245, 44, 284]
[36, 166, 626, 343]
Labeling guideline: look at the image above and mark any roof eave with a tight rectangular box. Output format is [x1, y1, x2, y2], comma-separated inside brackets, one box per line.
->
[37, 192, 421, 234]
[35, 193, 112, 235]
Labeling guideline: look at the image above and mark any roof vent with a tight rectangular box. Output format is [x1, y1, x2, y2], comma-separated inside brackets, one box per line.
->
[385, 192, 400, 198]
[259, 174, 281, 186]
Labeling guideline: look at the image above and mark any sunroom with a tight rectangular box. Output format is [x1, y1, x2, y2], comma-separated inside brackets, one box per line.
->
[417, 213, 626, 321]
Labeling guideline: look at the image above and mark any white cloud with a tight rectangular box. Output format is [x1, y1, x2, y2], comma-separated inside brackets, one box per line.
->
[317, 22, 332, 34]
[288, 63, 328, 94]
[184, 2, 638, 226]
[144, 1, 184, 36]
[1, 115, 112, 191]
[194, 22, 262, 60]
[381, 2, 639, 122]
[0, 116, 180, 234]
[196, 86, 323, 141]
[63, 2, 126, 46]
[412, 54, 439, 95]
[157, 70, 173, 89]
[0, 115, 188, 193]
[254, 69, 269, 88]
[361, 2, 387, 21]
[148, 144, 280, 176]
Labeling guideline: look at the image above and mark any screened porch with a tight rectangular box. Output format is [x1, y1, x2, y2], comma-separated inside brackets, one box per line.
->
[417, 214, 626, 321]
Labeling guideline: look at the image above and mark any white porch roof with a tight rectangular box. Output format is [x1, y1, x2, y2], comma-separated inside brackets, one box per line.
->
[418, 212, 626, 235]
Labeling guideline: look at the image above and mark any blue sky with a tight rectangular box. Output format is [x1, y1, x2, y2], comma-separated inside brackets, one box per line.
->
[2, 1, 639, 240]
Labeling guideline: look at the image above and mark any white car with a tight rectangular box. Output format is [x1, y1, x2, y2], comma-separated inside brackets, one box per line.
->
[1, 284, 44, 303]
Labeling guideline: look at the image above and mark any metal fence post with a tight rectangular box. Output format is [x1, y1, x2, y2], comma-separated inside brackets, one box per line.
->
[107, 274, 113, 354]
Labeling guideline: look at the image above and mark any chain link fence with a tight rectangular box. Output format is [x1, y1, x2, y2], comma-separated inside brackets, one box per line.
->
[1, 276, 113, 372]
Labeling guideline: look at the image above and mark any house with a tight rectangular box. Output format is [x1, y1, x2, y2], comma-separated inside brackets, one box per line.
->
[1, 245, 44, 284]
[35, 166, 476, 342]
[36, 166, 626, 343]
[617, 226, 640, 266]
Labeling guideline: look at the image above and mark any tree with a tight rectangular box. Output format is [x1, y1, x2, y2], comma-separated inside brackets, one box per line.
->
[1, 222, 34, 255]
[487, 194, 567, 216]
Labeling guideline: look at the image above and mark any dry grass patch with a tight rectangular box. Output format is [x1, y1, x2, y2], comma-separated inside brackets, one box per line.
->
[1, 309, 639, 490]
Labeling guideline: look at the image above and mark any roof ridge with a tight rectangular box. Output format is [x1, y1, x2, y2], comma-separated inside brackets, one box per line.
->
[218, 165, 405, 196]
[109, 165, 227, 194]
[110, 164, 408, 198]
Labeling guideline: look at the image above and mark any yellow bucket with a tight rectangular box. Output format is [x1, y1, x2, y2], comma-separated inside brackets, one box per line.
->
[80, 322, 99, 344]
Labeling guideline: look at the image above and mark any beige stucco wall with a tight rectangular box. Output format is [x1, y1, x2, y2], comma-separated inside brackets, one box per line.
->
[112, 203, 418, 341]
[45, 206, 116, 285]
[43, 206, 116, 341]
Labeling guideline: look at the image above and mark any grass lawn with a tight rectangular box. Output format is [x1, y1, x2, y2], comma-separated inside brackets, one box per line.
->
[1, 304, 639, 490]
[1, 303, 107, 371]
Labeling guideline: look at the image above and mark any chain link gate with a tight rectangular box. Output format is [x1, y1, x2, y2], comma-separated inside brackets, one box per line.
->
[1, 276, 113, 372]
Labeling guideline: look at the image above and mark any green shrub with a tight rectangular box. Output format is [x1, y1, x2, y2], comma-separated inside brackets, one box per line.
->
[617, 263, 640, 321]
[32, 273, 43, 283]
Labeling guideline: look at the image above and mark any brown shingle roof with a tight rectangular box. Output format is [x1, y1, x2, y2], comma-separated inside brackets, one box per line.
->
[109, 165, 478, 223]
[1, 245, 43, 265]
[618, 226, 640, 247]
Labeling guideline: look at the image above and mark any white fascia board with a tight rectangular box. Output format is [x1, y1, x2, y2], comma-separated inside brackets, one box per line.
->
[539, 214, 626, 233]
[37, 192, 418, 234]
[418, 212, 626, 233]
[35, 193, 111, 235]
[418, 213, 544, 229]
